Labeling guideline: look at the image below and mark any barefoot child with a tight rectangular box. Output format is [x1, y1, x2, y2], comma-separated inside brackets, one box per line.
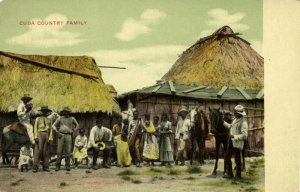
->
[18, 141, 33, 172]
[73, 128, 88, 168]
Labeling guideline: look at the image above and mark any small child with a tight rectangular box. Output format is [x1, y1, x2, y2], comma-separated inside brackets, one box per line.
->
[73, 128, 88, 168]
[18, 141, 33, 172]
[175, 133, 186, 166]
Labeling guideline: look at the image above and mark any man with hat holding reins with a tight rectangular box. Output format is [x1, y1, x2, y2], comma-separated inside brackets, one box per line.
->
[53, 107, 79, 171]
[32, 106, 53, 173]
[223, 105, 248, 179]
[17, 94, 35, 145]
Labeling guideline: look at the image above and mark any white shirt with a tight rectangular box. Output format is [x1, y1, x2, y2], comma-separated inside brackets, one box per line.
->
[175, 118, 191, 140]
[17, 101, 32, 123]
[74, 135, 88, 148]
[88, 126, 112, 148]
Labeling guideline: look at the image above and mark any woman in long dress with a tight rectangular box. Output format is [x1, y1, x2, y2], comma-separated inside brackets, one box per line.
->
[142, 114, 159, 166]
[158, 113, 174, 166]
[114, 120, 132, 167]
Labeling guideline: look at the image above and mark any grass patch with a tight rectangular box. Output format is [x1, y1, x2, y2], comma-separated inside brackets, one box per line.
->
[131, 179, 142, 184]
[10, 179, 25, 186]
[117, 169, 136, 176]
[186, 166, 202, 174]
[168, 169, 180, 175]
[121, 175, 132, 181]
[59, 182, 68, 187]
[184, 176, 195, 180]
[149, 167, 163, 173]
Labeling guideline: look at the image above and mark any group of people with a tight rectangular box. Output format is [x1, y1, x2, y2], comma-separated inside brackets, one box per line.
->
[16, 94, 248, 179]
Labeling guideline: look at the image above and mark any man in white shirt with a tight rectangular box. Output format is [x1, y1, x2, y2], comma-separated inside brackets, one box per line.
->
[17, 94, 34, 144]
[223, 105, 248, 179]
[88, 119, 112, 169]
[175, 107, 191, 165]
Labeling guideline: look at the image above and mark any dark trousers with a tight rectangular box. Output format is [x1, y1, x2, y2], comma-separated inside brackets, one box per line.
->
[33, 132, 50, 169]
[56, 133, 72, 168]
[88, 147, 110, 166]
[224, 139, 242, 177]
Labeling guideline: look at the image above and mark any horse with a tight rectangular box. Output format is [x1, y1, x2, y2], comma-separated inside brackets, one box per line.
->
[1, 112, 60, 165]
[209, 107, 247, 175]
[208, 107, 232, 175]
[189, 107, 209, 165]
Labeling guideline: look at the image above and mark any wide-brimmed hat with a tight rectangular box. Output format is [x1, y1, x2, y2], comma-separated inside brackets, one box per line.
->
[21, 94, 32, 101]
[178, 107, 189, 115]
[38, 106, 52, 112]
[234, 105, 246, 116]
[60, 107, 72, 114]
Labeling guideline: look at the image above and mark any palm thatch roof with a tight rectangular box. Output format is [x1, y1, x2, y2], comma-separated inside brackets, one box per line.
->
[162, 26, 263, 89]
[0, 51, 120, 113]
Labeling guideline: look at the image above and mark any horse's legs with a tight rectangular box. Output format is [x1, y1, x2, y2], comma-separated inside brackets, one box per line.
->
[222, 138, 228, 175]
[212, 138, 220, 175]
[2, 138, 14, 165]
[190, 137, 194, 165]
[197, 136, 205, 165]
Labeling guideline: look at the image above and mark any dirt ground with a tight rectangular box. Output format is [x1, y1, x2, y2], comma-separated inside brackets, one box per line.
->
[0, 157, 264, 192]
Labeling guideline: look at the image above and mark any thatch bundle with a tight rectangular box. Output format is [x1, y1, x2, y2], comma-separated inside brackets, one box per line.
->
[162, 26, 263, 89]
[0, 51, 120, 113]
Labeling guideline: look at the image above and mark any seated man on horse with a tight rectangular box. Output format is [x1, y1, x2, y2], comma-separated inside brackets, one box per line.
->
[17, 94, 35, 145]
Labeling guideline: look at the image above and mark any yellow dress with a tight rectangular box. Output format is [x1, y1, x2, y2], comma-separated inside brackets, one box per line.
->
[142, 121, 159, 160]
[115, 135, 132, 167]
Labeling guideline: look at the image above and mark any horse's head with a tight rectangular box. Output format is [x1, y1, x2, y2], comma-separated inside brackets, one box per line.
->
[209, 107, 223, 132]
[223, 111, 234, 124]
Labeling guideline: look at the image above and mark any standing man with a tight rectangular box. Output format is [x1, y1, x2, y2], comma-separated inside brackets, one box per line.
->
[88, 119, 112, 169]
[32, 106, 53, 172]
[53, 107, 79, 171]
[128, 110, 144, 167]
[17, 94, 35, 144]
[175, 107, 191, 163]
[223, 105, 248, 179]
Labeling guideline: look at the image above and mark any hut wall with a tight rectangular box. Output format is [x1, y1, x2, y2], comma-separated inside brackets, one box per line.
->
[132, 95, 264, 157]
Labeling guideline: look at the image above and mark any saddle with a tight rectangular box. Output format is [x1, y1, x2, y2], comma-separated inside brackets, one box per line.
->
[9, 122, 29, 136]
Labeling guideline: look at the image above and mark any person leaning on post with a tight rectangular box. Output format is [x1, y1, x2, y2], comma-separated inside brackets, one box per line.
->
[52, 107, 79, 172]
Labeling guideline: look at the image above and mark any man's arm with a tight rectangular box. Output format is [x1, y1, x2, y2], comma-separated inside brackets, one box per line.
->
[72, 117, 79, 130]
[33, 117, 39, 139]
[17, 104, 25, 117]
[223, 121, 231, 129]
[52, 117, 61, 132]
[89, 128, 97, 148]
[48, 119, 53, 141]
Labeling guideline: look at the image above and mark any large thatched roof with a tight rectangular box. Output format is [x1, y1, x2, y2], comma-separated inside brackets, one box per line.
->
[0, 51, 120, 113]
[162, 26, 263, 89]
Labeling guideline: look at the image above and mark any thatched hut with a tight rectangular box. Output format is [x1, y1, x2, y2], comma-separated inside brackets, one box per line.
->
[163, 26, 263, 89]
[0, 51, 120, 131]
[118, 26, 264, 155]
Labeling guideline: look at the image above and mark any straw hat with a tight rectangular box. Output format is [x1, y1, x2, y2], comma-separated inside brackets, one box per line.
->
[60, 107, 72, 114]
[21, 94, 32, 101]
[178, 106, 189, 115]
[38, 106, 52, 112]
[234, 105, 246, 116]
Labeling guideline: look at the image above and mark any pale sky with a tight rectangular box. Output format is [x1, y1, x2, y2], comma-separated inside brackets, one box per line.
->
[0, 0, 262, 93]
